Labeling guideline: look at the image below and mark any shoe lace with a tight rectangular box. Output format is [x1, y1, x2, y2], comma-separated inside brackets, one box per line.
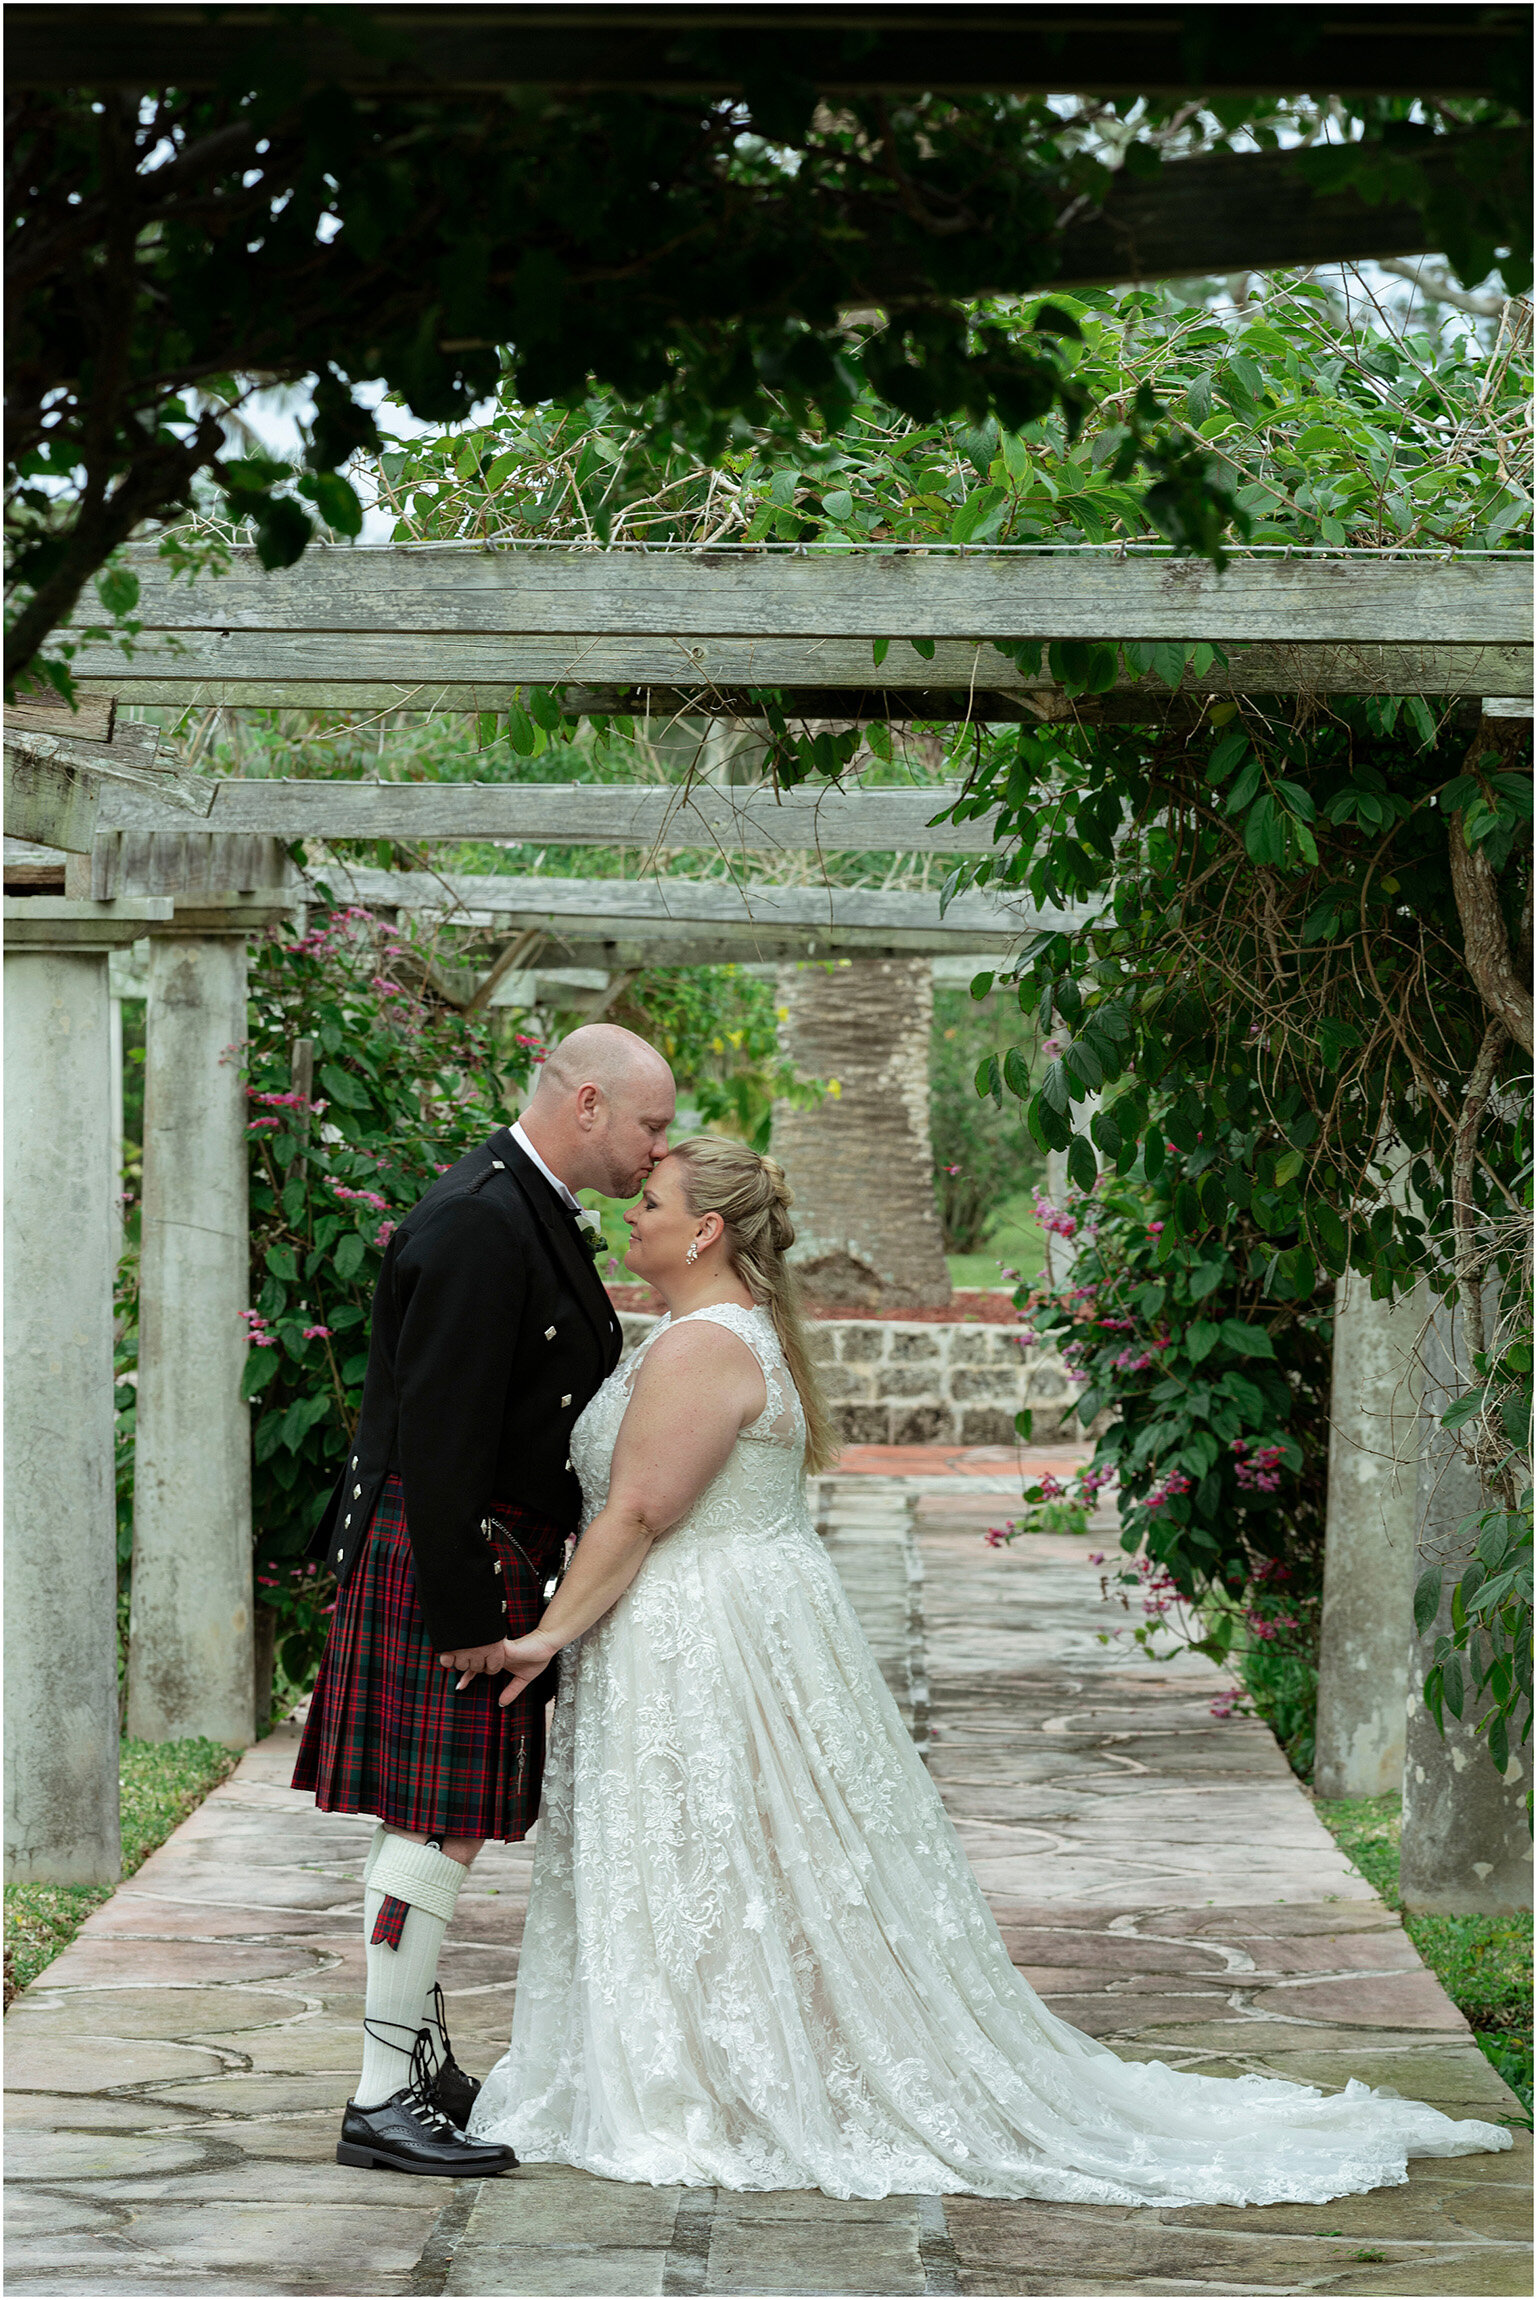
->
[362, 2018, 460, 2136]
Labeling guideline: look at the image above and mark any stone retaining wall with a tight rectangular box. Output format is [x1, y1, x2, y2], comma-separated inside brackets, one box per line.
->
[617, 1314, 1081, 1446]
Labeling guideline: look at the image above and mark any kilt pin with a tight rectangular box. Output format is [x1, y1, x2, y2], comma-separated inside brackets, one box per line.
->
[293, 1475, 566, 1868]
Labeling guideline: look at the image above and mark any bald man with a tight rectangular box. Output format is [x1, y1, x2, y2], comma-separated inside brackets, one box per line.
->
[293, 1026, 675, 2177]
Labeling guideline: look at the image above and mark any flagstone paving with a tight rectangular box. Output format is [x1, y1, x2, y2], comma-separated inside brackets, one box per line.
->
[5, 1469, 1528, 2297]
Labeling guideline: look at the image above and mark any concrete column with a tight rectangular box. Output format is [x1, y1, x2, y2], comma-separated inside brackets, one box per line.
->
[4, 897, 170, 1883]
[127, 930, 256, 1746]
[109, 988, 125, 1275]
[1400, 1296, 1531, 1914]
[1313, 1275, 1423, 1799]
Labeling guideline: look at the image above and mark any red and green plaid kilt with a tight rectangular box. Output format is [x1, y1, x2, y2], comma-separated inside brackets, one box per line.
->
[292, 1474, 566, 1844]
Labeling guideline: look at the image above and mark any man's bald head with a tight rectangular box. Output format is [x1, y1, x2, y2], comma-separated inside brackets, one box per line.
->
[520, 1023, 676, 1199]
[532, 1023, 673, 1108]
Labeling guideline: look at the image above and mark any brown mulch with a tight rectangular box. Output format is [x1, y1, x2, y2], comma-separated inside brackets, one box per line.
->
[604, 1285, 1025, 1325]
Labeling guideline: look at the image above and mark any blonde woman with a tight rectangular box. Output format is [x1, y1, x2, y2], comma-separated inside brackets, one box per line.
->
[449, 1138, 1508, 2204]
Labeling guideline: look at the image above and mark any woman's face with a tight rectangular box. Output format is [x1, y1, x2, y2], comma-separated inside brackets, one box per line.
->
[622, 1155, 699, 1281]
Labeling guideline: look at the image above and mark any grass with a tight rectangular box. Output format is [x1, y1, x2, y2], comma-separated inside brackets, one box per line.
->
[4, 1737, 240, 1999]
[947, 1194, 1050, 1294]
[1313, 1792, 1534, 2119]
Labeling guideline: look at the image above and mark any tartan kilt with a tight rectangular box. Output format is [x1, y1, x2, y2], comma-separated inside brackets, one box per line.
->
[292, 1474, 566, 1842]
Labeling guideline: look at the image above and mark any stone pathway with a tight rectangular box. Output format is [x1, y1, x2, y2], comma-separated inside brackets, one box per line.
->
[6, 1475, 1528, 2297]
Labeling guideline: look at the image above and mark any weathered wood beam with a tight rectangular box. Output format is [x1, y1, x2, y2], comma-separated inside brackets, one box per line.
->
[293, 864, 1061, 961]
[12, 7, 1523, 101]
[96, 778, 994, 854]
[72, 636, 1532, 712]
[88, 546, 1533, 646]
[1051, 124, 1530, 287]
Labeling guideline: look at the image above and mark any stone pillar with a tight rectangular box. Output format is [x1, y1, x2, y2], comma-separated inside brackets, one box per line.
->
[1313, 1275, 1423, 1799]
[1400, 1296, 1531, 1915]
[127, 926, 258, 1745]
[4, 897, 170, 1883]
[773, 958, 951, 1310]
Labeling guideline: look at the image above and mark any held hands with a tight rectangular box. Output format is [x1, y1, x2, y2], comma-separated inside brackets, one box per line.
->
[437, 1631, 560, 1708]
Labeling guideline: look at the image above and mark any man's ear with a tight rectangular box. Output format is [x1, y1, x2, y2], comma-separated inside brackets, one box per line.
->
[573, 1082, 603, 1130]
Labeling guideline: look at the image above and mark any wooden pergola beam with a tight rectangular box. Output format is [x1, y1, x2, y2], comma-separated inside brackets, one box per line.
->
[286, 863, 1062, 962]
[97, 778, 994, 853]
[85, 546, 1533, 644]
[66, 547, 1533, 714]
[12, 7, 1524, 101]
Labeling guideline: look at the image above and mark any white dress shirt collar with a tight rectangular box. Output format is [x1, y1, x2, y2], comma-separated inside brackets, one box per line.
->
[510, 1120, 582, 1212]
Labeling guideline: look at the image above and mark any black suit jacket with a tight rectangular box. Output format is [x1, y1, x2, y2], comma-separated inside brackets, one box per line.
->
[309, 1128, 624, 1650]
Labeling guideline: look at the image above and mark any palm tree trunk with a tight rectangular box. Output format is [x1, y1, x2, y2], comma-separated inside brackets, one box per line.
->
[772, 958, 952, 1310]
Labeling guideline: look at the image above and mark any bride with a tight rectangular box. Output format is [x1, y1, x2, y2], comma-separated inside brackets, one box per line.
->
[453, 1136, 1510, 2204]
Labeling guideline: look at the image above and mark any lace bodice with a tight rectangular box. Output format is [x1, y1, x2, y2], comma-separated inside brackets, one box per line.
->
[569, 1301, 807, 1543]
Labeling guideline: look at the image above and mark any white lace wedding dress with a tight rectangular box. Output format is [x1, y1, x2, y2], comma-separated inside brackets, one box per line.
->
[471, 1303, 1510, 2203]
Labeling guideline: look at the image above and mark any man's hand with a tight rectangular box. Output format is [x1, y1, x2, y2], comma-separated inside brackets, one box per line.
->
[437, 1638, 509, 1680]
[437, 1631, 559, 1707]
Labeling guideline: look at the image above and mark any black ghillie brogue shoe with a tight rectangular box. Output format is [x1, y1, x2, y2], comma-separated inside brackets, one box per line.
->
[337, 2027, 515, 2176]
[336, 2087, 515, 2176]
[424, 1983, 484, 2132]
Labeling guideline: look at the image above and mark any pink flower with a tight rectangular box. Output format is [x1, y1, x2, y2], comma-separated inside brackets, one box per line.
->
[1144, 1468, 1192, 1511]
[332, 1184, 391, 1213]
[1147, 1220, 1164, 1235]
[1015, 1327, 1039, 1347]
[375, 1220, 396, 1248]
[1210, 1690, 1244, 1720]
[247, 1117, 282, 1132]
[301, 1325, 332, 1340]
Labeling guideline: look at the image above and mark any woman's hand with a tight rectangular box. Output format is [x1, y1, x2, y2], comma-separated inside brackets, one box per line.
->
[486, 1631, 560, 1707]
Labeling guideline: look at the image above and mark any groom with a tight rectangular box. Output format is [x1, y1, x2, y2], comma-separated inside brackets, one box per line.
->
[292, 1023, 675, 2177]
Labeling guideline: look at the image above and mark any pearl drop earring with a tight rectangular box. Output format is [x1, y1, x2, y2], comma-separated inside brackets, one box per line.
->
[686, 1239, 699, 1265]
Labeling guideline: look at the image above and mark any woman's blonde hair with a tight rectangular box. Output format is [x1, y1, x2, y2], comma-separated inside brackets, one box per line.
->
[668, 1135, 835, 1474]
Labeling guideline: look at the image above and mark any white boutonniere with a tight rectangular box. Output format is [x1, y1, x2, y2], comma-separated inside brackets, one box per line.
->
[575, 1208, 606, 1256]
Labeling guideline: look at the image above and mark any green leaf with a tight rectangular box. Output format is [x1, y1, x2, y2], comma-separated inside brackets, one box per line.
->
[96, 565, 141, 618]
[1188, 1261, 1225, 1302]
[1206, 729, 1250, 784]
[1219, 1318, 1274, 1358]
[822, 488, 854, 522]
[297, 469, 363, 536]
[334, 1232, 366, 1282]
[1413, 1565, 1443, 1638]
[241, 1353, 279, 1399]
[319, 1063, 371, 1111]
[1041, 1059, 1071, 1114]
[872, 637, 890, 667]
[909, 637, 936, 661]
[264, 1244, 298, 1282]
[1224, 757, 1263, 813]
[1067, 1134, 1097, 1191]
[1186, 1320, 1221, 1364]
[1242, 792, 1287, 865]
[1014, 1408, 1035, 1442]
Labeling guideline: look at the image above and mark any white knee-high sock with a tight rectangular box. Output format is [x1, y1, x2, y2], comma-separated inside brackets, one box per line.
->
[356, 1838, 466, 2110]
